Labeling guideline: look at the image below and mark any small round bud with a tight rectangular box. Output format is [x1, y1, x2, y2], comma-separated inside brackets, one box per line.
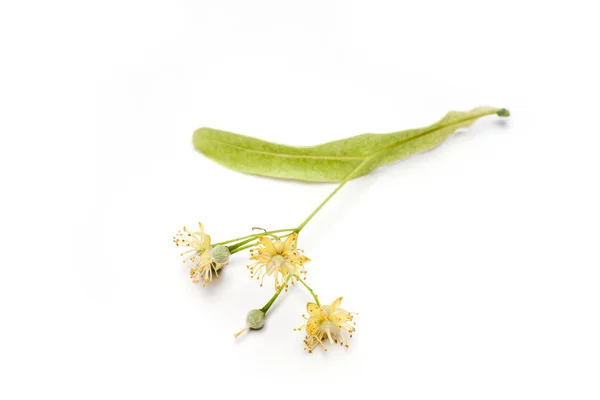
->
[246, 309, 265, 330]
[212, 245, 231, 264]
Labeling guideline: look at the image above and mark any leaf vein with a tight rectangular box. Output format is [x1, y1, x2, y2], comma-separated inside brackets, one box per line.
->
[208, 139, 366, 161]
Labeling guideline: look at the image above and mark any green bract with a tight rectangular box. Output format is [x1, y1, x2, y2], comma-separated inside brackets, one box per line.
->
[192, 106, 509, 182]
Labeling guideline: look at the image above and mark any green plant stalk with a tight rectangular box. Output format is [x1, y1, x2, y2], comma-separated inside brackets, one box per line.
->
[295, 275, 320, 306]
[259, 275, 320, 316]
[295, 158, 369, 233]
[229, 232, 294, 254]
[260, 275, 292, 314]
[228, 237, 260, 251]
[212, 228, 295, 248]
[230, 243, 254, 254]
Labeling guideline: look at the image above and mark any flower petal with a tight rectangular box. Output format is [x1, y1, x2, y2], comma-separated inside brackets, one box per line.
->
[329, 297, 343, 312]
[298, 255, 310, 264]
[283, 232, 297, 253]
[331, 313, 351, 324]
[306, 302, 321, 317]
[305, 318, 319, 335]
[258, 236, 277, 255]
[195, 232, 211, 249]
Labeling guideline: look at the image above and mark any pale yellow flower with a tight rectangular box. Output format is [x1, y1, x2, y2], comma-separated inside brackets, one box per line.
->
[296, 297, 356, 353]
[248, 233, 309, 289]
[174, 223, 229, 286]
[173, 222, 211, 254]
[188, 246, 226, 286]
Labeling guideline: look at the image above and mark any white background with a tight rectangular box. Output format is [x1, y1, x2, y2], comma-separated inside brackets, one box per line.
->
[1, 1, 599, 399]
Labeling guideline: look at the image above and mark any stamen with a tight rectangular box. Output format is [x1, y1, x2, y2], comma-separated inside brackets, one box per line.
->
[326, 329, 334, 345]
[233, 326, 248, 339]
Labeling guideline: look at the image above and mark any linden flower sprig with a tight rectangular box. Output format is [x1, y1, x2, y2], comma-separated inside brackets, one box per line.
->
[178, 107, 509, 352]
[173, 162, 362, 351]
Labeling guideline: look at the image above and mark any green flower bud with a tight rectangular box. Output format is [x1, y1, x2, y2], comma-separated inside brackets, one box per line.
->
[212, 245, 230, 264]
[246, 309, 265, 330]
[234, 309, 266, 338]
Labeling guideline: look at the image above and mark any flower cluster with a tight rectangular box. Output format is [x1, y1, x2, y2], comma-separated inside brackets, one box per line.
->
[173, 223, 230, 286]
[172, 107, 510, 353]
[174, 222, 356, 353]
[248, 233, 309, 290]
[296, 297, 356, 352]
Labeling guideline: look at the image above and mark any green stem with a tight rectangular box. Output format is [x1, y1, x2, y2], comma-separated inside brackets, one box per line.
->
[295, 158, 370, 233]
[230, 243, 254, 254]
[295, 275, 320, 306]
[228, 237, 258, 251]
[212, 228, 295, 247]
[229, 232, 294, 255]
[271, 232, 293, 241]
[260, 275, 292, 314]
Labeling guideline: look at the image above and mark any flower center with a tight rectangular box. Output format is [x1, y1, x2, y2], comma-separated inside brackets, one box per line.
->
[271, 254, 286, 267]
[321, 320, 336, 330]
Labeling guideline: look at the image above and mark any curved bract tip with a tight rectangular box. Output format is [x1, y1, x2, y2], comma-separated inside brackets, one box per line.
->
[497, 108, 510, 117]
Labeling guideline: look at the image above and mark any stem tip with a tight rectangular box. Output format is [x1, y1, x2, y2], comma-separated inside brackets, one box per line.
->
[497, 108, 510, 117]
